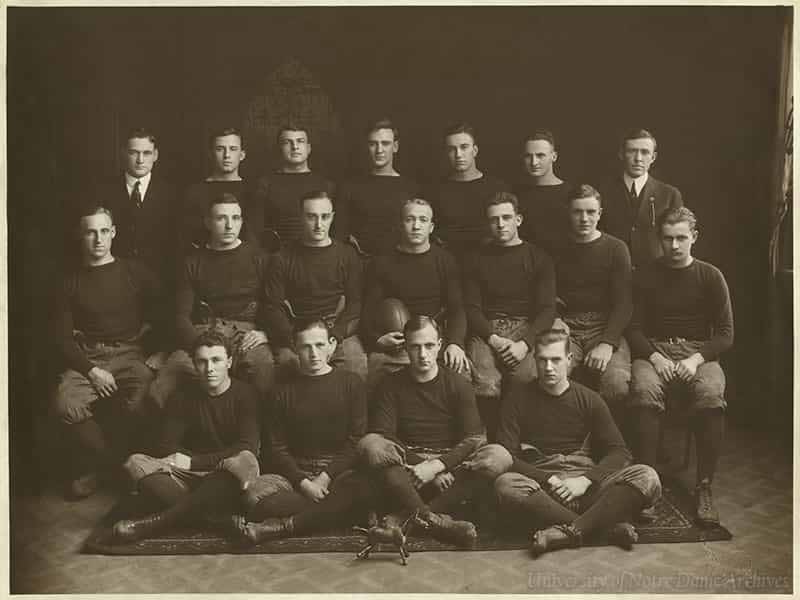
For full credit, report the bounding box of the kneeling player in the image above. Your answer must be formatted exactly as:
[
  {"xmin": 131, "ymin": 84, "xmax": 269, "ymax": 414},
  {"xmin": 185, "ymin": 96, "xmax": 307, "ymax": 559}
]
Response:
[
  {"xmin": 358, "ymin": 316, "xmax": 512, "ymax": 548},
  {"xmin": 494, "ymin": 329, "xmax": 661, "ymax": 557},
  {"xmin": 236, "ymin": 320, "xmax": 375, "ymax": 542},
  {"xmin": 112, "ymin": 331, "xmax": 261, "ymax": 542}
]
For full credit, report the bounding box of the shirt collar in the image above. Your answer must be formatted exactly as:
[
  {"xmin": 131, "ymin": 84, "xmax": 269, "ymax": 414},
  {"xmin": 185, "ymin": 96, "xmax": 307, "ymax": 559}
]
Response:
[
  {"xmin": 125, "ymin": 171, "xmax": 152, "ymax": 193},
  {"xmin": 623, "ymin": 172, "xmax": 648, "ymax": 194}
]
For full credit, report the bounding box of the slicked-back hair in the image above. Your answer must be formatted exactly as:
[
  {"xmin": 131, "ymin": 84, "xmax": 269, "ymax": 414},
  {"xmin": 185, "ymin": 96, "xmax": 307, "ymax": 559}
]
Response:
[
  {"xmin": 208, "ymin": 127, "xmax": 244, "ymax": 149},
  {"xmin": 298, "ymin": 189, "xmax": 334, "ymax": 212},
  {"xmin": 292, "ymin": 318, "xmax": 331, "ymax": 342},
  {"xmin": 486, "ymin": 191, "xmax": 520, "ymax": 215},
  {"xmin": 621, "ymin": 128, "xmax": 658, "ymax": 152},
  {"xmin": 207, "ymin": 192, "xmax": 241, "ymax": 216},
  {"xmin": 443, "ymin": 122, "xmax": 477, "ymax": 145},
  {"xmin": 403, "ymin": 314, "xmax": 442, "ymax": 340},
  {"xmin": 277, "ymin": 123, "xmax": 310, "ymax": 145},
  {"xmin": 366, "ymin": 118, "xmax": 399, "ymax": 141},
  {"xmin": 78, "ymin": 205, "xmax": 115, "ymax": 226},
  {"xmin": 399, "ymin": 197, "xmax": 434, "ymax": 222},
  {"xmin": 657, "ymin": 206, "xmax": 698, "ymax": 234},
  {"xmin": 190, "ymin": 329, "xmax": 233, "ymax": 360},
  {"xmin": 124, "ymin": 127, "xmax": 158, "ymax": 148},
  {"xmin": 533, "ymin": 328, "xmax": 571, "ymax": 356},
  {"xmin": 523, "ymin": 129, "xmax": 557, "ymax": 150},
  {"xmin": 567, "ymin": 184, "xmax": 602, "ymax": 208}
]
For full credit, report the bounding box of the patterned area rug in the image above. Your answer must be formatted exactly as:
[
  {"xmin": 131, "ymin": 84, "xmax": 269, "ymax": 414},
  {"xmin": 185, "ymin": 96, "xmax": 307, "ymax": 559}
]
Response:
[{"xmin": 83, "ymin": 479, "xmax": 731, "ymax": 556}]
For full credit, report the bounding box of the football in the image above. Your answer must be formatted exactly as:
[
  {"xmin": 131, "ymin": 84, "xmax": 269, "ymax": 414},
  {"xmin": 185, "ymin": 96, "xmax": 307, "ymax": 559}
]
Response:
[{"xmin": 376, "ymin": 298, "xmax": 411, "ymax": 334}]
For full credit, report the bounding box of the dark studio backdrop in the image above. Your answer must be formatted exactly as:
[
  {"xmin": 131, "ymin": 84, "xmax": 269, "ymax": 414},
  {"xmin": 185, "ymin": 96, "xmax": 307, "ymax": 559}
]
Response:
[{"xmin": 7, "ymin": 6, "xmax": 792, "ymax": 495}]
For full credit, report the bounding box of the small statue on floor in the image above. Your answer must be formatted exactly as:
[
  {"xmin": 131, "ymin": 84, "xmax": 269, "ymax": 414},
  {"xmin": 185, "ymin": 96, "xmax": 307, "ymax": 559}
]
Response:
[{"xmin": 353, "ymin": 510, "xmax": 418, "ymax": 566}]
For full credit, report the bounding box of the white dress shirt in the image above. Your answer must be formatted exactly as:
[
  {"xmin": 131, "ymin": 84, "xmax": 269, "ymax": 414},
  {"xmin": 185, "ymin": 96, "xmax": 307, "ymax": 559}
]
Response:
[{"xmin": 125, "ymin": 171, "xmax": 153, "ymax": 203}]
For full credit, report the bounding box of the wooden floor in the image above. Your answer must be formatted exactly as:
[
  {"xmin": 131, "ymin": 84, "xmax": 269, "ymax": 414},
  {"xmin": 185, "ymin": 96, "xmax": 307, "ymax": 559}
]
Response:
[{"xmin": 11, "ymin": 424, "xmax": 793, "ymax": 594}]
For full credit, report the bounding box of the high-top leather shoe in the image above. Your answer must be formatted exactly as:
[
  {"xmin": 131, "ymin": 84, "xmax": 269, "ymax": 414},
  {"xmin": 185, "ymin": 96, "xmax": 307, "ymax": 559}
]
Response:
[
  {"xmin": 605, "ymin": 522, "xmax": 638, "ymax": 550},
  {"xmin": 415, "ymin": 510, "xmax": 478, "ymax": 549},
  {"xmin": 529, "ymin": 523, "xmax": 583, "ymax": 557},
  {"xmin": 695, "ymin": 479, "xmax": 720, "ymax": 526},
  {"xmin": 243, "ymin": 516, "xmax": 295, "ymax": 544},
  {"xmin": 112, "ymin": 512, "xmax": 169, "ymax": 543}
]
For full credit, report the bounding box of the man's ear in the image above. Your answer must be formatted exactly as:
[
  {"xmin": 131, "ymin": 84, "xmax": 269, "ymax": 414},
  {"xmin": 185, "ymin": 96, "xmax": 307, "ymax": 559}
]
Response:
[
  {"xmin": 226, "ymin": 355, "xmax": 233, "ymax": 370},
  {"xmin": 473, "ymin": 144, "xmax": 479, "ymax": 158},
  {"xmin": 552, "ymin": 150, "xmax": 558, "ymax": 163},
  {"xmin": 516, "ymin": 213, "xmax": 523, "ymax": 227},
  {"xmin": 650, "ymin": 150, "xmax": 657, "ymax": 166},
  {"xmin": 153, "ymin": 148, "xmax": 159, "ymax": 164},
  {"xmin": 240, "ymin": 148, "xmax": 246, "ymax": 162},
  {"xmin": 110, "ymin": 225, "xmax": 117, "ymax": 239},
  {"xmin": 691, "ymin": 229, "xmax": 699, "ymax": 243},
  {"xmin": 307, "ymin": 143, "xmax": 312, "ymax": 157},
  {"xmin": 329, "ymin": 336, "xmax": 339, "ymax": 355},
  {"xmin": 393, "ymin": 140, "xmax": 399, "ymax": 154}
]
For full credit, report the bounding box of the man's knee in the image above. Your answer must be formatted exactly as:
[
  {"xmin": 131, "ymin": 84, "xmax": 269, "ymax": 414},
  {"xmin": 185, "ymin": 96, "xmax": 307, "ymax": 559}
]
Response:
[
  {"xmin": 617, "ymin": 464, "xmax": 662, "ymax": 506},
  {"xmin": 600, "ymin": 365, "xmax": 630, "ymax": 407},
  {"xmin": 243, "ymin": 473, "xmax": 293, "ymax": 510},
  {"xmin": 466, "ymin": 443, "xmax": 513, "ymax": 478},
  {"xmin": 336, "ymin": 335, "xmax": 368, "ymax": 380},
  {"xmin": 467, "ymin": 338, "xmax": 503, "ymax": 397},
  {"xmin": 54, "ymin": 376, "xmax": 95, "ymax": 424},
  {"xmin": 493, "ymin": 471, "xmax": 530, "ymax": 501},
  {"xmin": 691, "ymin": 363, "xmax": 727, "ymax": 411},
  {"xmin": 357, "ymin": 433, "xmax": 405, "ymax": 467},
  {"xmin": 629, "ymin": 359, "xmax": 666, "ymax": 412},
  {"xmin": 123, "ymin": 453, "xmax": 168, "ymax": 483}
]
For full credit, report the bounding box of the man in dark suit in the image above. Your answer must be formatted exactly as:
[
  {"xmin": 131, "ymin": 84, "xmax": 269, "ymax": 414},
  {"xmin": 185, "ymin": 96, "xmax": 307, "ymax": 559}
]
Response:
[
  {"xmin": 599, "ymin": 129, "xmax": 682, "ymax": 268},
  {"xmin": 98, "ymin": 127, "xmax": 177, "ymax": 286}
]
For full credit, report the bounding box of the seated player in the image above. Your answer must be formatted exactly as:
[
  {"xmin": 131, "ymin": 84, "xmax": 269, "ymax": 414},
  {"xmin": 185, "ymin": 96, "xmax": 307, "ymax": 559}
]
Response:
[
  {"xmin": 336, "ymin": 118, "xmax": 419, "ymax": 257},
  {"xmin": 361, "ymin": 198, "xmax": 469, "ymax": 388},
  {"xmin": 150, "ymin": 193, "xmax": 273, "ymax": 408},
  {"xmin": 250, "ymin": 123, "xmax": 336, "ymax": 248},
  {"xmin": 358, "ymin": 316, "xmax": 513, "ymax": 548},
  {"xmin": 627, "ymin": 207, "xmax": 733, "ymax": 526},
  {"xmin": 494, "ymin": 329, "xmax": 662, "ymax": 557},
  {"xmin": 513, "ymin": 129, "xmax": 572, "ymax": 257},
  {"xmin": 264, "ymin": 190, "xmax": 367, "ymax": 380},
  {"xmin": 234, "ymin": 320, "xmax": 375, "ymax": 542},
  {"xmin": 54, "ymin": 205, "xmax": 165, "ymax": 498},
  {"xmin": 112, "ymin": 330, "xmax": 261, "ymax": 542},
  {"xmin": 554, "ymin": 184, "xmax": 633, "ymax": 427},
  {"xmin": 463, "ymin": 191, "xmax": 556, "ymax": 439},
  {"xmin": 180, "ymin": 126, "xmax": 255, "ymax": 252},
  {"xmin": 427, "ymin": 122, "xmax": 509, "ymax": 260}
]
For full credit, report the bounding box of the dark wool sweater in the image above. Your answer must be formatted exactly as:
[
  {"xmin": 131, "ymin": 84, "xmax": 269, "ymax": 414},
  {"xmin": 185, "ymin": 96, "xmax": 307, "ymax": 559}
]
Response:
[
  {"xmin": 554, "ymin": 233, "xmax": 633, "ymax": 348},
  {"xmin": 370, "ymin": 367, "xmax": 484, "ymax": 471},
  {"xmin": 513, "ymin": 180, "xmax": 571, "ymax": 257},
  {"xmin": 265, "ymin": 240, "xmax": 362, "ymax": 347},
  {"xmin": 250, "ymin": 172, "xmax": 337, "ymax": 245},
  {"xmin": 155, "ymin": 378, "xmax": 260, "ymax": 471},
  {"xmin": 268, "ymin": 369, "xmax": 366, "ymax": 486},
  {"xmin": 627, "ymin": 258, "xmax": 734, "ymax": 361},
  {"xmin": 463, "ymin": 241, "xmax": 556, "ymax": 347},
  {"xmin": 59, "ymin": 258, "xmax": 163, "ymax": 375},
  {"xmin": 497, "ymin": 380, "xmax": 632, "ymax": 484},
  {"xmin": 427, "ymin": 175, "xmax": 509, "ymax": 257},
  {"xmin": 362, "ymin": 244, "xmax": 466, "ymax": 349},
  {"xmin": 337, "ymin": 174, "xmax": 419, "ymax": 256},
  {"xmin": 175, "ymin": 242, "xmax": 270, "ymax": 348}
]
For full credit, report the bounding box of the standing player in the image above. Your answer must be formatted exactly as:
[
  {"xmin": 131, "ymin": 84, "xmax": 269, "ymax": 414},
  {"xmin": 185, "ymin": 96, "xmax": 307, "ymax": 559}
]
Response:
[
  {"xmin": 362, "ymin": 198, "xmax": 469, "ymax": 388},
  {"xmin": 54, "ymin": 206, "xmax": 165, "ymax": 498},
  {"xmin": 627, "ymin": 207, "xmax": 733, "ymax": 526},
  {"xmin": 513, "ymin": 130, "xmax": 571, "ymax": 257},
  {"xmin": 427, "ymin": 123, "xmax": 508, "ymax": 259},
  {"xmin": 464, "ymin": 191, "xmax": 556, "ymax": 440},
  {"xmin": 337, "ymin": 119, "xmax": 419, "ymax": 257},
  {"xmin": 600, "ymin": 129, "xmax": 683, "ymax": 268},
  {"xmin": 236, "ymin": 320, "xmax": 375, "ymax": 543},
  {"xmin": 112, "ymin": 330, "xmax": 261, "ymax": 543},
  {"xmin": 265, "ymin": 190, "xmax": 367, "ymax": 380},
  {"xmin": 554, "ymin": 185, "xmax": 633, "ymax": 427},
  {"xmin": 494, "ymin": 329, "xmax": 661, "ymax": 556},
  {"xmin": 180, "ymin": 127, "xmax": 254, "ymax": 252},
  {"xmin": 250, "ymin": 124, "xmax": 336, "ymax": 248},
  {"xmin": 96, "ymin": 128, "xmax": 177, "ymax": 286},
  {"xmin": 150, "ymin": 193, "xmax": 273, "ymax": 408},
  {"xmin": 358, "ymin": 316, "xmax": 513, "ymax": 548}
]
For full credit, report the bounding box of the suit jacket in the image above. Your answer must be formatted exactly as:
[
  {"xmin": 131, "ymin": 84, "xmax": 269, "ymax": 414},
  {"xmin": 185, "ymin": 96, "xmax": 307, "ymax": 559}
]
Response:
[
  {"xmin": 599, "ymin": 175, "xmax": 682, "ymax": 267},
  {"xmin": 96, "ymin": 174, "xmax": 178, "ymax": 286}
]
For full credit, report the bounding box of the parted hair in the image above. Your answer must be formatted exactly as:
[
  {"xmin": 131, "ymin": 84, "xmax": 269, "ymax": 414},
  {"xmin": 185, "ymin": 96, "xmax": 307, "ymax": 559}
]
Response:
[
  {"xmin": 486, "ymin": 191, "xmax": 520, "ymax": 214},
  {"xmin": 292, "ymin": 318, "xmax": 331, "ymax": 341},
  {"xmin": 277, "ymin": 122, "xmax": 311, "ymax": 145},
  {"xmin": 621, "ymin": 128, "xmax": 658, "ymax": 152},
  {"xmin": 443, "ymin": 121, "xmax": 477, "ymax": 144},
  {"xmin": 298, "ymin": 189, "xmax": 334, "ymax": 211},
  {"xmin": 124, "ymin": 127, "xmax": 157, "ymax": 147},
  {"xmin": 567, "ymin": 184, "xmax": 602, "ymax": 208},
  {"xmin": 533, "ymin": 328, "xmax": 571, "ymax": 355},
  {"xmin": 207, "ymin": 192, "xmax": 241, "ymax": 215},
  {"xmin": 399, "ymin": 197, "xmax": 434, "ymax": 221},
  {"xmin": 403, "ymin": 314, "xmax": 442, "ymax": 340},
  {"xmin": 524, "ymin": 129, "xmax": 557, "ymax": 150},
  {"xmin": 190, "ymin": 329, "xmax": 233, "ymax": 360},
  {"xmin": 208, "ymin": 127, "xmax": 244, "ymax": 149},
  {"xmin": 366, "ymin": 118, "xmax": 399, "ymax": 141},
  {"xmin": 657, "ymin": 206, "xmax": 698, "ymax": 233},
  {"xmin": 77, "ymin": 205, "xmax": 114, "ymax": 225}
]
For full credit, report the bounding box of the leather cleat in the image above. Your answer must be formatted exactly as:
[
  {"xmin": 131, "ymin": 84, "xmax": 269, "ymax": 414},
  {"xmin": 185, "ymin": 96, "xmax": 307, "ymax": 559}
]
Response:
[
  {"xmin": 243, "ymin": 516, "xmax": 294, "ymax": 544},
  {"xmin": 69, "ymin": 472, "xmax": 98, "ymax": 499},
  {"xmin": 529, "ymin": 523, "xmax": 583, "ymax": 557},
  {"xmin": 635, "ymin": 505, "xmax": 658, "ymax": 523},
  {"xmin": 695, "ymin": 479, "xmax": 720, "ymax": 527},
  {"xmin": 605, "ymin": 522, "xmax": 638, "ymax": 550},
  {"xmin": 415, "ymin": 511, "xmax": 478, "ymax": 549},
  {"xmin": 112, "ymin": 512, "xmax": 168, "ymax": 543}
]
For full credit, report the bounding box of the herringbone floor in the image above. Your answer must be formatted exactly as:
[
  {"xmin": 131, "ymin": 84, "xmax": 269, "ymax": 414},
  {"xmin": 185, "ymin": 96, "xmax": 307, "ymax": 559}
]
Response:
[{"xmin": 11, "ymin": 424, "xmax": 793, "ymax": 594}]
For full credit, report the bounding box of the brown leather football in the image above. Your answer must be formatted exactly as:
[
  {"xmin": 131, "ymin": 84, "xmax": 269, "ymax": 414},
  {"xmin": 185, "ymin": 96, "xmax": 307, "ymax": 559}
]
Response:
[{"xmin": 376, "ymin": 298, "xmax": 411, "ymax": 335}]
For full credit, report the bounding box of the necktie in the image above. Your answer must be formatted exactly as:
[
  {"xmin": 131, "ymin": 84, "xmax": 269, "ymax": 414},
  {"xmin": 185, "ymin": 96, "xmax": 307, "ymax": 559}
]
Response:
[
  {"xmin": 629, "ymin": 180, "xmax": 637, "ymax": 200},
  {"xmin": 132, "ymin": 180, "xmax": 142, "ymax": 208}
]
